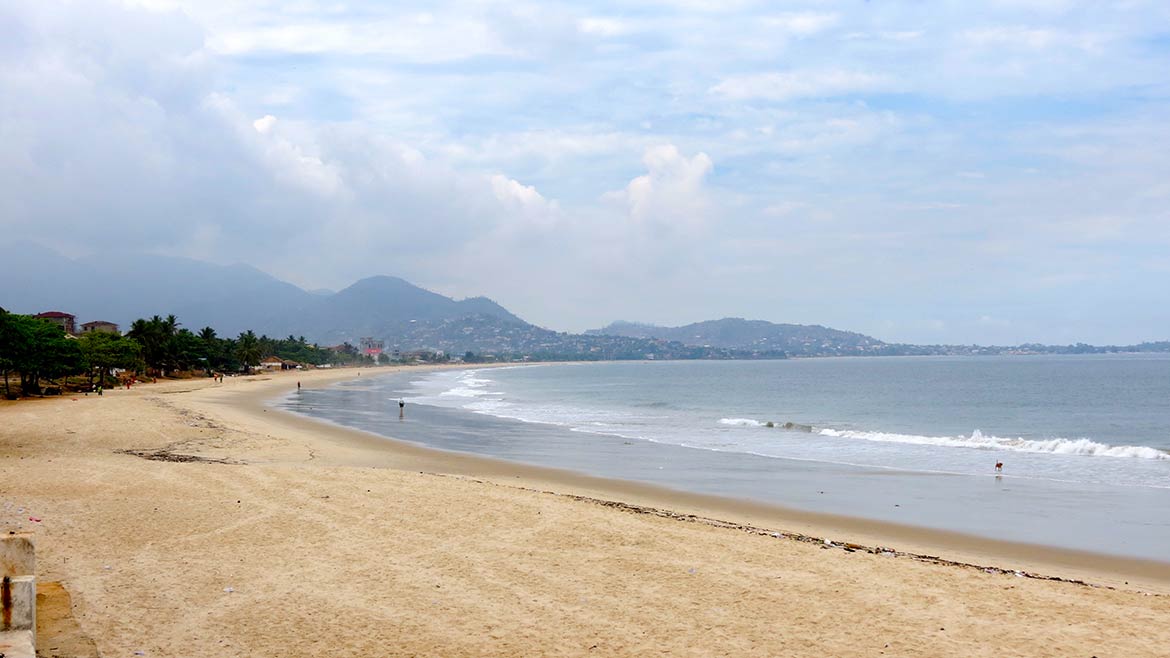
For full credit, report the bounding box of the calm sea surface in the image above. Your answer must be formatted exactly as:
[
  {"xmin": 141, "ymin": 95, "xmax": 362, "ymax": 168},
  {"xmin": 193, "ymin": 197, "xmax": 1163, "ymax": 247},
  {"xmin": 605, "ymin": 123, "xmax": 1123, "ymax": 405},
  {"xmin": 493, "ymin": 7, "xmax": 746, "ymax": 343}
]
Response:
[{"xmin": 280, "ymin": 355, "xmax": 1170, "ymax": 561}]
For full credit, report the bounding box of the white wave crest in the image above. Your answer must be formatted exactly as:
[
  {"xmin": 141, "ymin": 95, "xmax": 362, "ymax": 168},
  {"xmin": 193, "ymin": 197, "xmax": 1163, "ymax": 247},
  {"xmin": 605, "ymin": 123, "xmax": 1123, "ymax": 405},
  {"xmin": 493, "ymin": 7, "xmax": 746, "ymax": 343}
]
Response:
[
  {"xmin": 439, "ymin": 386, "xmax": 498, "ymax": 398},
  {"xmin": 438, "ymin": 372, "xmax": 501, "ymax": 399},
  {"xmin": 464, "ymin": 400, "xmax": 512, "ymax": 413},
  {"xmin": 817, "ymin": 428, "xmax": 1170, "ymax": 460},
  {"xmin": 719, "ymin": 418, "xmax": 766, "ymax": 427}
]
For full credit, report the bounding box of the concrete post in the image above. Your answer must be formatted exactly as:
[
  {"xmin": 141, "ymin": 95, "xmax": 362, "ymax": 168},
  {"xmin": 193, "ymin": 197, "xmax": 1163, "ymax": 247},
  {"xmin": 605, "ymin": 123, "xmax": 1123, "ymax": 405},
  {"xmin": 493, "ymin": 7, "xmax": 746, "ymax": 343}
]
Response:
[{"xmin": 0, "ymin": 531, "xmax": 35, "ymax": 658}]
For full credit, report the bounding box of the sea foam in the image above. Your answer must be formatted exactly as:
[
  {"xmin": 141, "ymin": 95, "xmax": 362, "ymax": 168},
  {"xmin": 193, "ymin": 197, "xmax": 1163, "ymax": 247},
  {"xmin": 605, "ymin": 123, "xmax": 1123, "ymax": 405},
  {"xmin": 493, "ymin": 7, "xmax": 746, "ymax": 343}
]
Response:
[
  {"xmin": 438, "ymin": 372, "xmax": 499, "ymax": 398},
  {"xmin": 816, "ymin": 427, "xmax": 1170, "ymax": 460},
  {"xmin": 719, "ymin": 417, "xmax": 1169, "ymax": 460},
  {"xmin": 719, "ymin": 418, "xmax": 767, "ymax": 427}
]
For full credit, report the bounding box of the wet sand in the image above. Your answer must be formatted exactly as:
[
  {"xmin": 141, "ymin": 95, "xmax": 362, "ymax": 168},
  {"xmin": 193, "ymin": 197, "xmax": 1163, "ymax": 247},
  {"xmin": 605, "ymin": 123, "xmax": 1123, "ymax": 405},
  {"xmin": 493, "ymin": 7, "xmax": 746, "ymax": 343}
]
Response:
[{"xmin": 2, "ymin": 367, "xmax": 1169, "ymax": 657}]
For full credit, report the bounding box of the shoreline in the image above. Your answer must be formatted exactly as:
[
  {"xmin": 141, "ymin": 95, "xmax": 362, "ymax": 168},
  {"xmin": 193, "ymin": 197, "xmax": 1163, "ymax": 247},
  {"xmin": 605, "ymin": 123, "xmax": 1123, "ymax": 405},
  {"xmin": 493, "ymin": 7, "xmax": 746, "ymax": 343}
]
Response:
[
  {"xmin": 239, "ymin": 367, "xmax": 1170, "ymax": 592},
  {"xmin": 4, "ymin": 366, "xmax": 1170, "ymax": 656}
]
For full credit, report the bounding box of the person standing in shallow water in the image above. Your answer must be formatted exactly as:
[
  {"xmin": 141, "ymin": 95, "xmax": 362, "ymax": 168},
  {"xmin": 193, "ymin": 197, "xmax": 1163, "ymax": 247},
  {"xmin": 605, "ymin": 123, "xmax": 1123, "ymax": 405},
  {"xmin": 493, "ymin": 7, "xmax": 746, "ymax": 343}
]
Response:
[{"xmin": 399, "ymin": 399, "xmax": 405, "ymax": 419}]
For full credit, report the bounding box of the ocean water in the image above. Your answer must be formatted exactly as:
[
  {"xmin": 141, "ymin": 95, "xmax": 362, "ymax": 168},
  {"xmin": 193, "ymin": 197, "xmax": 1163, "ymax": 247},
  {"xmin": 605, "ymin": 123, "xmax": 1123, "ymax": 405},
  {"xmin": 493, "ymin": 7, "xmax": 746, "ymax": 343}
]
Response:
[{"xmin": 280, "ymin": 356, "xmax": 1170, "ymax": 561}]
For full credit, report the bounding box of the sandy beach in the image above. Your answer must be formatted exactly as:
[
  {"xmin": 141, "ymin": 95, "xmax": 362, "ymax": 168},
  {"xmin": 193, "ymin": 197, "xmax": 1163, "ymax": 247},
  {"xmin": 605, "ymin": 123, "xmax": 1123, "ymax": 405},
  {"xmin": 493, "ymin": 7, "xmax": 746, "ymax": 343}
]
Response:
[{"xmin": 2, "ymin": 367, "xmax": 1169, "ymax": 657}]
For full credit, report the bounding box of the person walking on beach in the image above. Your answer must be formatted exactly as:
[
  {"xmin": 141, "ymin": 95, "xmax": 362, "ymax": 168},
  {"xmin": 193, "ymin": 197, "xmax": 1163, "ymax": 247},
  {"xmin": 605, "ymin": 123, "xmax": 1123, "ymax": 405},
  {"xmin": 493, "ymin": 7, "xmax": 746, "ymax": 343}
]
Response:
[
  {"xmin": 995, "ymin": 461, "xmax": 1003, "ymax": 473},
  {"xmin": 297, "ymin": 381, "xmax": 301, "ymax": 391},
  {"xmin": 399, "ymin": 399, "xmax": 405, "ymax": 419}
]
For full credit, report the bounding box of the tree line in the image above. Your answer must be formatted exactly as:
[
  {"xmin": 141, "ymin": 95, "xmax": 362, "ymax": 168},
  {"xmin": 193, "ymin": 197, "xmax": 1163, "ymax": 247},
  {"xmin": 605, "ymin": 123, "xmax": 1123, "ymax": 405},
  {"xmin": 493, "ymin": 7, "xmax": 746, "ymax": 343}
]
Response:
[{"xmin": 0, "ymin": 308, "xmax": 372, "ymax": 398}]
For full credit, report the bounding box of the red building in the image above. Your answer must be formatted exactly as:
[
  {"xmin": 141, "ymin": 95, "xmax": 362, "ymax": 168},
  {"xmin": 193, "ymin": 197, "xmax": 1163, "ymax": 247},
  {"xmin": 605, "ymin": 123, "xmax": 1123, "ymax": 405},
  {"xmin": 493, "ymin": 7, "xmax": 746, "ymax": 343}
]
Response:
[{"xmin": 34, "ymin": 311, "xmax": 76, "ymax": 335}]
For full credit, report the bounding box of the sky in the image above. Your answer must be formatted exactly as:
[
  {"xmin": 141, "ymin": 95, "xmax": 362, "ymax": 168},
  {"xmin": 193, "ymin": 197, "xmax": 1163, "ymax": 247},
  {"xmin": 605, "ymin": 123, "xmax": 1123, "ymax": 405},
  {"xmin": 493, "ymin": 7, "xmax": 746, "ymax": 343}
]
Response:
[{"xmin": 3, "ymin": 0, "xmax": 1170, "ymax": 344}]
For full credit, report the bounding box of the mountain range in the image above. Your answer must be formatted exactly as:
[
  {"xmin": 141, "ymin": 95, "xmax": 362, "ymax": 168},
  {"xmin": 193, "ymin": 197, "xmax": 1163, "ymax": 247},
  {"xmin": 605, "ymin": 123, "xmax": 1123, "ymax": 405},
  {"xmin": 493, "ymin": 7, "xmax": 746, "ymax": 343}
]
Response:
[
  {"xmin": 4, "ymin": 243, "xmax": 1167, "ymax": 358},
  {"xmin": 0, "ymin": 242, "xmax": 520, "ymax": 346},
  {"xmin": 586, "ymin": 319, "xmax": 890, "ymax": 357}
]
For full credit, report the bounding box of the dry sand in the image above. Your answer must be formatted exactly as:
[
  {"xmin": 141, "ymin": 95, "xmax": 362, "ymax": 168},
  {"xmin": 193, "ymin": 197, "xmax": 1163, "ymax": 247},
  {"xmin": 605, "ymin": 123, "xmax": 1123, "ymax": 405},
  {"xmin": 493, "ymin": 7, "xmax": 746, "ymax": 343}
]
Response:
[{"xmin": 2, "ymin": 367, "xmax": 1168, "ymax": 657}]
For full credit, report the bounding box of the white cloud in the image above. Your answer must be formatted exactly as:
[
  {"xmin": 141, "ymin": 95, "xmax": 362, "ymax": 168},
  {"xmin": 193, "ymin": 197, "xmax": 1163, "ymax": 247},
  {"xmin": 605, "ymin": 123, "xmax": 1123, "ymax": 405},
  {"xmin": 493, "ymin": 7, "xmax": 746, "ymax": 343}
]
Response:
[
  {"xmin": 5, "ymin": 0, "xmax": 1170, "ymax": 342},
  {"xmin": 961, "ymin": 26, "xmax": 1056, "ymax": 50},
  {"xmin": 761, "ymin": 201, "xmax": 807, "ymax": 217},
  {"xmin": 605, "ymin": 145, "xmax": 714, "ymax": 235},
  {"xmin": 710, "ymin": 70, "xmax": 890, "ymax": 102},
  {"xmin": 491, "ymin": 174, "xmax": 544, "ymax": 207},
  {"xmin": 761, "ymin": 12, "xmax": 839, "ymax": 37},
  {"xmin": 209, "ymin": 19, "xmax": 508, "ymax": 60},
  {"xmin": 988, "ymin": 0, "xmax": 1075, "ymax": 11},
  {"xmin": 577, "ymin": 17, "xmax": 630, "ymax": 37},
  {"xmin": 252, "ymin": 114, "xmax": 277, "ymax": 133},
  {"xmin": 1048, "ymin": 215, "xmax": 1131, "ymax": 242},
  {"xmin": 490, "ymin": 174, "xmax": 560, "ymax": 229},
  {"xmin": 881, "ymin": 30, "xmax": 924, "ymax": 42},
  {"xmin": 960, "ymin": 26, "xmax": 1108, "ymax": 53}
]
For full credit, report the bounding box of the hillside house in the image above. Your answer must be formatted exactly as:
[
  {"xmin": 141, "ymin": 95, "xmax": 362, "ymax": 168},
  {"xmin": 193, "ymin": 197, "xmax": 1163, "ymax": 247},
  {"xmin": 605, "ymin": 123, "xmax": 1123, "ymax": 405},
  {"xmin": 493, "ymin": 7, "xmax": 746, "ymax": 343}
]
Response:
[
  {"xmin": 81, "ymin": 320, "xmax": 120, "ymax": 334},
  {"xmin": 34, "ymin": 311, "xmax": 76, "ymax": 335}
]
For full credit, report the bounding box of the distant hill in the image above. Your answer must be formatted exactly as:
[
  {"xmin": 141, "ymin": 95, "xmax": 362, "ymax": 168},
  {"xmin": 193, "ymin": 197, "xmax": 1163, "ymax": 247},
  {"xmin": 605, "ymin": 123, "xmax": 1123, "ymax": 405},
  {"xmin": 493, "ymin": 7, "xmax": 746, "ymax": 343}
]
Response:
[
  {"xmin": 0, "ymin": 243, "xmax": 524, "ymax": 345},
  {"xmin": 0, "ymin": 242, "xmax": 312, "ymax": 338},
  {"xmin": 587, "ymin": 318, "xmax": 889, "ymax": 356},
  {"xmin": 382, "ymin": 314, "xmax": 783, "ymax": 360},
  {"xmin": 0, "ymin": 243, "xmax": 789, "ymax": 359},
  {"xmin": 587, "ymin": 319, "xmax": 1170, "ymax": 358},
  {"xmin": 296, "ymin": 275, "xmax": 525, "ymax": 345}
]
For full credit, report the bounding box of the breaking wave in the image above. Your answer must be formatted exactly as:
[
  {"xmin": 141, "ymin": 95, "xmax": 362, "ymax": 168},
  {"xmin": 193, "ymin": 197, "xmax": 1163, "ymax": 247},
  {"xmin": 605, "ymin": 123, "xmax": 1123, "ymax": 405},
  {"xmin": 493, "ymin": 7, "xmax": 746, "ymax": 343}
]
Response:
[
  {"xmin": 719, "ymin": 418, "xmax": 767, "ymax": 427},
  {"xmin": 437, "ymin": 373, "xmax": 501, "ymax": 399},
  {"xmin": 720, "ymin": 418, "xmax": 1169, "ymax": 460},
  {"xmin": 818, "ymin": 428, "xmax": 1170, "ymax": 460}
]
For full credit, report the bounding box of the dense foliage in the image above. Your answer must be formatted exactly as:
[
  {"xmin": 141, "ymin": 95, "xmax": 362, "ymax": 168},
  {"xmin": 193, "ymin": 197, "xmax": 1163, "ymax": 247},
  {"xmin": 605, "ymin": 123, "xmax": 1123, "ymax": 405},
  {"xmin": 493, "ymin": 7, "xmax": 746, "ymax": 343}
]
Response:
[
  {"xmin": 126, "ymin": 316, "xmax": 371, "ymax": 375},
  {"xmin": 0, "ymin": 308, "xmax": 87, "ymax": 396},
  {"xmin": 77, "ymin": 330, "xmax": 142, "ymax": 388},
  {"xmin": 0, "ymin": 308, "xmax": 370, "ymax": 398}
]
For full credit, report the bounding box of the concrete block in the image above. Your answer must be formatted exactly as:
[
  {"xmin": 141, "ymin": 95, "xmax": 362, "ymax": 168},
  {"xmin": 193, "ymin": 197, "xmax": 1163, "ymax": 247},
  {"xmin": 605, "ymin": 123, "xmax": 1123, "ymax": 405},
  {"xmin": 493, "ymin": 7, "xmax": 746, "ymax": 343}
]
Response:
[
  {"xmin": 0, "ymin": 533, "xmax": 35, "ymax": 578},
  {"xmin": 0, "ymin": 628, "xmax": 36, "ymax": 658},
  {"xmin": 1, "ymin": 532, "xmax": 36, "ymax": 654},
  {"xmin": 3, "ymin": 576, "xmax": 36, "ymax": 631}
]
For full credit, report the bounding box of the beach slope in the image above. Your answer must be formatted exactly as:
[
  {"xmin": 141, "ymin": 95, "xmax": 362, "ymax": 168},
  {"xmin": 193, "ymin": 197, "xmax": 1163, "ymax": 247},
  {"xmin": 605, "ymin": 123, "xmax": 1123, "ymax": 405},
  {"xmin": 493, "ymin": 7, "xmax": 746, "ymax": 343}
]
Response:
[{"xmin": 2, "ymin": 369, "xmax": 1168, "ymax": 657}]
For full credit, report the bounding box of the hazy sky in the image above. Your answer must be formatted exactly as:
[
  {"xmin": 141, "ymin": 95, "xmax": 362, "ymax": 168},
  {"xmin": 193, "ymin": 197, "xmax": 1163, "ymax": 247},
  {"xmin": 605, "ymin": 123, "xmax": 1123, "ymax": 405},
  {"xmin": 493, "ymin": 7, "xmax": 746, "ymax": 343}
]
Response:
[{"xmin": 3, "ymin": 1, "xmax": 1170, "ymax": 344}]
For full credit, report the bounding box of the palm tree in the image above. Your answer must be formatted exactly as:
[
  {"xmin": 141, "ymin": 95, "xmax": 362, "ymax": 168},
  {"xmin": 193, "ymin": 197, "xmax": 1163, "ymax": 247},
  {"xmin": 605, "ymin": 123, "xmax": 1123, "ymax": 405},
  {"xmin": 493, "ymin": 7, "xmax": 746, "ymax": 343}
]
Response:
[
  {"xmin": 128, "ymin": 318, "xmax": 164, "ymax": 375},
  {"xmin": 235, "ymin": 330, "xmax": 261, "ymax": 372},
  {"xmin": 127, "ymin": 315, "xmax": 190, "ymax": 375},
  {"xmin": 199, "ymin": 326, "xmax": 220, "ymax": 373},
  {"xmin": 160, "ymin": 315, "xmax": 181, "ymax": 372}
]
